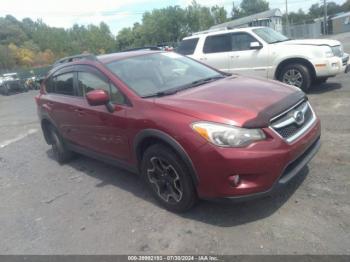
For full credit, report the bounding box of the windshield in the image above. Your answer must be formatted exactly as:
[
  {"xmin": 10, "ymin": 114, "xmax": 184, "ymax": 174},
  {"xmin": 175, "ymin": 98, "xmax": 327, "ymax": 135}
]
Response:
[
  {"xmin": 106, "ymin": 52, "xmax": 222, "ymax": 97},
  {"xmin": 253, "ymin": 27, "xmax": 289, "ymax": 44}
]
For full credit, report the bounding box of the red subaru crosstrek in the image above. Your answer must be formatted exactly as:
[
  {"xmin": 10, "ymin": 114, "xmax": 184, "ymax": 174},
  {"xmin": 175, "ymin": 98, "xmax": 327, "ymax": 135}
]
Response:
[{"xmin": 36, "ymin": 51, "xmax": 321, "ymax": 212}]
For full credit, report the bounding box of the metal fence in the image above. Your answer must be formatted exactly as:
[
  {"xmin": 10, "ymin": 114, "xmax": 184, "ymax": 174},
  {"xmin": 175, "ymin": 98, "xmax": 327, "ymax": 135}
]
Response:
[{"xmin": 283, "ymin": 22, "xmax": 323, "ymax": 39}]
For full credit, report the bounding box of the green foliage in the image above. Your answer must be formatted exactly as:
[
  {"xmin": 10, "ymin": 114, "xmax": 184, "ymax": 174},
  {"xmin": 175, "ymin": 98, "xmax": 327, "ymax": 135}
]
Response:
[
  {"xmin": 1, "ymin": 0, "xmax": 348, "ymax": 72},
  {"xmin": 283, "ymin": 1, "xmax": 349, "ymax": 25},
  {"xmin": 0, "ymin": 16, "xmax": 115, "ymax": 71},
  {"xmin": 240, "ymin": 0, "xmax": 269, "ymax": 16},
  {"xmin": 231, "ymin": 0, "xmax": 269, "ymax": 19},
  {"xmin": 115, "ymin": 1, "xmax": 228, "ymax": 51}
]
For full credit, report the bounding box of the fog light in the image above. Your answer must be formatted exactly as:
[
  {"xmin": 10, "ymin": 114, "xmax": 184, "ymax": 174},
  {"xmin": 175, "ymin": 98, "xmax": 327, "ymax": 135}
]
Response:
[{"xmin": 228, "ymin": 174, "xmax": 240, "ymax": 187}]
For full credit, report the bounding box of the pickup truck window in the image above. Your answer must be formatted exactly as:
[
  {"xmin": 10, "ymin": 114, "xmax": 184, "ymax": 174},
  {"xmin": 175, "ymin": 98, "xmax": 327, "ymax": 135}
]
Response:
[
  {"xmin": 176, "ymin": 38, "xmax": 199, "ymax": 55},
  {"xmin": 203, "ymin": 33, "xmax": 231, "ymax": 54},
  {"xmin": 231, "ymin": 33, "xmax": 258, "ymax": 51}
]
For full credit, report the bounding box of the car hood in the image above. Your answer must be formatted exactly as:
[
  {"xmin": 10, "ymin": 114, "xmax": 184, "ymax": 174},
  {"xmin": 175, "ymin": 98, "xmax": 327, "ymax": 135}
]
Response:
[
  {"xmin": 154, "ymin": 76, "xmax": 306, "ymax": 128},
  {"xmin": 279, "ymin": 39, "xmax": 340, "ymax": 47}
]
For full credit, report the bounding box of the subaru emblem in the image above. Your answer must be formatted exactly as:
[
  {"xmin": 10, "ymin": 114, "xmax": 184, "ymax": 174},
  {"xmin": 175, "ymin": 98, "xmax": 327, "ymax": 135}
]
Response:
[{"xmin": 293, "ymin": 110, "xmax": 305, "ymax": 125}]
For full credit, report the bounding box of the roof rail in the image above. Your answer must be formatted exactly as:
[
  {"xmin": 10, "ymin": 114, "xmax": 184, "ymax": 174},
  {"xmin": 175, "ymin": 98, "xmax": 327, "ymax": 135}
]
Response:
[
  {"xmin": 191, "ymin": 26, "xmax": 234, "ymax": 36},
  {"xmin": 121, "ymin": 46, "xmax": 162, "ymax": 52},
  {"xmin": 53, "ymin": 54, "xmax": 96, "ymax": 67}
]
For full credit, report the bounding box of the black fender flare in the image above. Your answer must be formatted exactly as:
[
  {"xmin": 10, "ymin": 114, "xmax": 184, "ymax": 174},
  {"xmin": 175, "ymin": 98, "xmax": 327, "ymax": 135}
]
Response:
[
  {"xmin": 134, "ymin": 129, "xmax": 199, "ymax": 185},
  {"xmin": 40, "ymin": 115, "xmax": 58, "ymax": 145}
]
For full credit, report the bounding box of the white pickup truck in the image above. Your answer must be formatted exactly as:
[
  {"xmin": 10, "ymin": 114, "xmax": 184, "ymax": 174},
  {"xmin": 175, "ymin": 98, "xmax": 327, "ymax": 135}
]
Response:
[{"xmin": 177, "ymin": 26, "xmax": 349, "ymax": 91}]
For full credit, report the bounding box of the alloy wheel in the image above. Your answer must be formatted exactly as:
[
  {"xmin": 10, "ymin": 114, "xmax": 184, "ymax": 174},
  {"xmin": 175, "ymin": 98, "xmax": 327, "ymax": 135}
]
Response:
[
  {"xmin": 147, "ymin": 156, "xmax": 183, "ymax": 203},
  {"xmin": 282, "ymin": 69, "xmax": 303, "ymax": 88}
]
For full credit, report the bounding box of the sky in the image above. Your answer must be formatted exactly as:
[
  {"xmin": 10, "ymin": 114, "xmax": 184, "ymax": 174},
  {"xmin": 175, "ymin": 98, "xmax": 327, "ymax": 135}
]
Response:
[{"xmin": 0, "ymin": 0, "xmax": 347, "ymax": 35}]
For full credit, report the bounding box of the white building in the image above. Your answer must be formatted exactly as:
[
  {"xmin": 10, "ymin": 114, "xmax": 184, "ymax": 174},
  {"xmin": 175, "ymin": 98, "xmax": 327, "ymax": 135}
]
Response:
[{"xmin": 210, "ymin": 9, "xmax": 283, "ymax": 33}]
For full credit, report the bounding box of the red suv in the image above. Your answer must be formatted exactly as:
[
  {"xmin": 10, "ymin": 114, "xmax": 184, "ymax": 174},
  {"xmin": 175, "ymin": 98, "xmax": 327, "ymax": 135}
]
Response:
[{"xmin": 36, "ymin": 51, "xmax": 321, "ymax": 212}]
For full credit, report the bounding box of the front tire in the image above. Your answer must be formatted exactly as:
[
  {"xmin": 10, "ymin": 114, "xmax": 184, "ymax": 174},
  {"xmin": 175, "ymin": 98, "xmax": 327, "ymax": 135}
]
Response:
[
  {"xmin": 48, "ymin": 126, "xmax": 74, "ymax": 164},
  {"xmin": 279, "ymin": 63, "xmax": 311, "ymax": 92},
  {"xmin": 141, "ymin": 144, "xmax": 197, "ymax": 212}
]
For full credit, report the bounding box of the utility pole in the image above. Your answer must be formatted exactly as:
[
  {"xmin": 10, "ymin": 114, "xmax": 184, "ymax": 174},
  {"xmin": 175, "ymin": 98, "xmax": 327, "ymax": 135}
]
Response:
[
  {"xmin": 285, "ymin": 0, "xmax": 290, "ymax": 36},
  {"xmin": 323, "ymin": 0, "xmax": 328, "ymax": 35}
]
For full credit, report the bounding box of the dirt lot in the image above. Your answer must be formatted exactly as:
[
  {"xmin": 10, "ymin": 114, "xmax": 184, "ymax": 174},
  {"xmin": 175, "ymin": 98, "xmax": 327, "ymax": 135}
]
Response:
[{"xmin": 0, "ymin": 60, "xmax": 349, "ymax": 254}]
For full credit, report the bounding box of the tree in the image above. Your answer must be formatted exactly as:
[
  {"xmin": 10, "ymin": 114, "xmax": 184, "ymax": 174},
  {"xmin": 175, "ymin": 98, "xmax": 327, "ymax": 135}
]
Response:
[
  {"xmin": 283, "ymin": 9, "xmax": 312, "ymax": 25},
  {"xmin": 342, "ymin": 0, "xmax": 350, "ymax": 11},
  {"xmin": 185, "ymin": 1, "xmax": 215, "ymax": 33},
  {"xmin": 231, "ymin": 2, "xmax": 243, "ymax": 19},
  {"xmin": 240, "ymin": 0, "xmax": 269, "ymax": 17},
  {"xmin": 0, "ymin": 45, "xmax": 15, "ymax": 70},
  {"xmin": 211, "ymin": 6, "xmax": 228, "ymax": 24},
  {"xmin": 0, "ymin": 15, "xmax": 28, "ymax": 45},
  {"xmin": 309, "ymin": 1, "xmax": 342, "ymax": 19}
]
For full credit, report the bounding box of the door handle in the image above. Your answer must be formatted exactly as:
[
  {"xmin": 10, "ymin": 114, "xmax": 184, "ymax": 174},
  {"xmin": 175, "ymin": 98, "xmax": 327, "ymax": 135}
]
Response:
[
  {"xmin": 200, "ymin": 57, "xmax": 207, "ymax": 61},
  {"xmin": 230, "ymin": 55, "xmax": 240, "ymax": 58}
]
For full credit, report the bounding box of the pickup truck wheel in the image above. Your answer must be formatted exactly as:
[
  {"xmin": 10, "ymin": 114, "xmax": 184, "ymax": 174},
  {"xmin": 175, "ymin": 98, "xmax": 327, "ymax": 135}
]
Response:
[
  {"xmin": 49, "ymin": 126, "xmax": 74, "ymax": 164},
  {"xmin": 141, "ymin": 144, "xmax": 197, "ymax": 212},
  {"xmin": 279, "ymin": 63, "xmax": 311, "ymax": 92}
]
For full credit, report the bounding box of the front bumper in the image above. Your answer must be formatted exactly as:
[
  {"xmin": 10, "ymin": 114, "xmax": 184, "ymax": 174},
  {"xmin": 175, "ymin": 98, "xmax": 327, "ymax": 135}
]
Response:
[
  {"xmin": 312, "ymin": 54, "xmax": 349, "ymax": 77},
  {"xmin": 221, "ymin": 137, "xmax": 320, "ymax": 202},
  {"xmin": 193, "ymin": 118, "xmax": 321, "ymax": 199}
]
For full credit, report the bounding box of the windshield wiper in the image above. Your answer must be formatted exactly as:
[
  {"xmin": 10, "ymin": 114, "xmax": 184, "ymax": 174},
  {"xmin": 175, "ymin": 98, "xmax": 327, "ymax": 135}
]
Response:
[
  {"xmin": 184, "ymin": 75, "xmax": 225, "ymax": 88},
  {"xmin": 142, "ymin": 75, "xmax": 225, "ymax": 98},
  {"xmin": 142, "ymin": 89, "xmax": 179, "ymax": 98},
  {"xmin": 270, "ymin": 39, "xmax": 290, "ymax": 44}
]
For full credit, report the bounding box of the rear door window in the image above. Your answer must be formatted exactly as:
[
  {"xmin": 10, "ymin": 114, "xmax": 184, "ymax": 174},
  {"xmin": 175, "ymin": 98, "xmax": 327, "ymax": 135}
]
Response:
[
  {"xmin": 176, "ymin": 38, "xmax": 199, "ymax": 55},
  {"xmin": 203, "ymin": 34, "xmax": 231, "ymax": 54}
]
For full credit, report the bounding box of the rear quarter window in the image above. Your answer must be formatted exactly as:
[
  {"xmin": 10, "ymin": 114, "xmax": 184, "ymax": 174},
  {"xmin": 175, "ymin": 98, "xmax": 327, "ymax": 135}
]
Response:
[{"xmin": 176, "ymin": 38, "xmax": 199, "ymax": 55}]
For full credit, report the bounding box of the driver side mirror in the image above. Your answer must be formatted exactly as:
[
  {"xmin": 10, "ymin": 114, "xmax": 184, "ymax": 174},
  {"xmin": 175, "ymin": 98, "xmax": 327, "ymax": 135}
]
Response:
[
  {"xmin": 250, "ymin": 42, "xmax": 262, "ymax": 50},
  {"xmin": 86, "ymin": 89, "xmax": 114, "ymax": 113}
]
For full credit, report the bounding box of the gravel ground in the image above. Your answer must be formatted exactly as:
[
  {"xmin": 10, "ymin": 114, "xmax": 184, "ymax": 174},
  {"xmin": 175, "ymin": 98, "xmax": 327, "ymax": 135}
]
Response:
[{"xmin": 0, "ymin": 68, "xmax": 349, "ymax": 254}]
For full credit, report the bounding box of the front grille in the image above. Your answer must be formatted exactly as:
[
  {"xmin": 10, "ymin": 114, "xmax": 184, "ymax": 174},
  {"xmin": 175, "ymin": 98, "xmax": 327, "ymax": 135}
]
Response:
[
  {"xmin": 331, "ymin": 45, "xmax": 344, "ymax": 58},
  {"xmin": 270, "ymin": 101, "xmax": 315, "ymax": 143}
]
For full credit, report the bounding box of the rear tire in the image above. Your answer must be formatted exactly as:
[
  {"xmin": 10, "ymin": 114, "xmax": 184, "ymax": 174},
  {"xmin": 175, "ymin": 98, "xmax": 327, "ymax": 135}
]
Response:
[
  {"xmin": 48, "ymin": 126, "xmax": 74, "ymax": 164},
  {"xmin": 141, "ymin": 144, "xmax": 197, "ymax": 212},
  {"xmin": 278, "ymin": 63, "xmax": 311, "ymax": 92}
]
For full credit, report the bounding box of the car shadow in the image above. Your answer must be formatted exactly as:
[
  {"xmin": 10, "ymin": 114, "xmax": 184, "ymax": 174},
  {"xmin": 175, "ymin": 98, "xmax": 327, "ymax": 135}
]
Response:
[
  {"xmin": 46, "ymin": 149, "xmax": 309, "ymax": 227},
  {"xmin": 309, "ymin": 81, "xmax": 342, "ymax": 94}
]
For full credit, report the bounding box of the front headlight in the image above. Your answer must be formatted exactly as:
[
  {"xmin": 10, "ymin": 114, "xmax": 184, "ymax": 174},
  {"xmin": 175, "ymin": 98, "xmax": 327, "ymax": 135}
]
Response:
[
  {"xmin": 191, "ymin": 122, "xmax": 266, "ymax": 147},
  {"xmin": 324, "ymin": 46, "xmax": 334, "ymax": 58}
]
